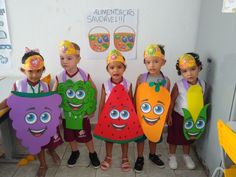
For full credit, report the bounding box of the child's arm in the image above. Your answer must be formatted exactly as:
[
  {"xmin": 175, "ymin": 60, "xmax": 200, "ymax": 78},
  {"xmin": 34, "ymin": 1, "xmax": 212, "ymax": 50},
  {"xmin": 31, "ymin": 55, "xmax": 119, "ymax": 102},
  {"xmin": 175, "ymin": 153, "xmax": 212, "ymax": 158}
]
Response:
[
  {"xmin": 0, "ymin": 83, "xmax": 15, "ymax": 113},
  {"xmin": 0, "ymin": 98, "xmax": 8, "ymax": 110},
  {"xmin": 165, "ymin": 77, "xmax": 171, "ymax": 91},
  {"xmin": 98, "ymin": 84, "xmax": 106, "ymax": 118},
  {"xmin": 88, "ymin": 75, "xmax": 98, "ymax": 98},
  {"xmin": 133, "ymin": 75, "xmax": 142, "ymax": 107},
  {"xmin": 167, "ymin": 83, "xmax": 179, "ymax": 126},
  {"xmin": 52, "ymin": 77, "xmax": 59, "ymax": 91},
  {"xmin": 128, "ymin": 84, "xmax": 133, "ymax": 101}
]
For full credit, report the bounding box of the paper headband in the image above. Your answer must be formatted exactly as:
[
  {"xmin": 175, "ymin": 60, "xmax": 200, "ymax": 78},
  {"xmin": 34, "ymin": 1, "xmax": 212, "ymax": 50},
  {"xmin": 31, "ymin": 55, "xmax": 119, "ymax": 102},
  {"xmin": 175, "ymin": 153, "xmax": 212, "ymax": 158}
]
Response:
[
  {"xmin": 144, "ymin": 44, "xmax": 165, "ymax": 60},
  {"xmin": 106, "ymin": 49, "xmax": 125, "ymax": 65},
  {"xmin": 178, "ymin": 54, "xmax": 197, "ymax": 69},
  {"xmin": 59, "ymin": 40, "xmax": 79, "ymax": 55},
  {"xmin": 22, "ymin": 48, "xmax": 44, "ymax": 70}
]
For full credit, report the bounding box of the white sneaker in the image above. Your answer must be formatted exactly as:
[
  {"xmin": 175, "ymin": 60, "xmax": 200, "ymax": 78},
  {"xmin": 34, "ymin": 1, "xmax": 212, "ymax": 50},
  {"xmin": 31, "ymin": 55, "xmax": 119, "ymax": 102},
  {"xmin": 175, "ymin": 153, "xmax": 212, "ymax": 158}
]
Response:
[
  {"xmin": 169, "ymin": 154, "xmax": 177, "ymax": 169},
  {"xmin": 182, "ymin": 154, "xmax": 195, "ymax": 170}
]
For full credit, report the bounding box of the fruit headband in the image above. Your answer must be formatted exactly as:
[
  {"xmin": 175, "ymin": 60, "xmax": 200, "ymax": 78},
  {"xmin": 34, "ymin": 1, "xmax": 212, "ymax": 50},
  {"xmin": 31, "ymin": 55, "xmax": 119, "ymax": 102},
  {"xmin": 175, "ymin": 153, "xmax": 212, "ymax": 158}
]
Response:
[
  {"xmin": 106, "ymin": 49, "xmax": 125, "ymax": 65},
  {"xmin": 178, "ymin": 54, "xmax": 197, "ymax": 69},
  {"xmin": 144, "ymin": 44, "xmax": 165, "ymax": 60},
  {"xmin": 22, "ymin": 55, "xmax": 44, "ymax": 70},
  {"xmin": 59, "ymin": 40, "xmax": 79, "ymax": 55}
]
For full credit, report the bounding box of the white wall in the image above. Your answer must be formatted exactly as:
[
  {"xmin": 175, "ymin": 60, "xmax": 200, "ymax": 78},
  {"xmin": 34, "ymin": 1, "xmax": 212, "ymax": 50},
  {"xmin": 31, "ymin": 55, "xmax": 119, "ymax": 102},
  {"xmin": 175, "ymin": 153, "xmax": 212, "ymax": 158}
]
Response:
[
  {"xmin": 1, "ymin": 0, "xmax": 202, "ymax": 122},
  {"xmin": 195, "ymin": 0, "xmax": 236, "ymax": 175}
]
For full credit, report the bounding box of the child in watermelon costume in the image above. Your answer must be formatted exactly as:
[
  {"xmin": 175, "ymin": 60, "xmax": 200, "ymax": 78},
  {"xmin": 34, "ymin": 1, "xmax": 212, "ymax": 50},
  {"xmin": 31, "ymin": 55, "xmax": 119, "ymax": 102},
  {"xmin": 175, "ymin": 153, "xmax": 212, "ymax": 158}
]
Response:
[
  {"xmin": 134, "ymin": 44, "xmax": 171, "ymax": 173},
  {"xmin": 53, "ymin": 40, "xmax": 100, "ymax": 168},
  {"xmin": 167, "ymin": 53, "xmax": 207, "ymax": 170},
  {"xmin": 94, "ymin": 50, "xmax": 143, "ymax": 172}
]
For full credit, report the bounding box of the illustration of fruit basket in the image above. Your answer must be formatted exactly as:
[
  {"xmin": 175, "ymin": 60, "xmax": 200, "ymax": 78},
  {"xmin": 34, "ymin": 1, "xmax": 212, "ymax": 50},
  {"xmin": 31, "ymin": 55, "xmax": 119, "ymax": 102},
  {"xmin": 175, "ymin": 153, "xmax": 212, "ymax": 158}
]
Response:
[
  {"xmin": 88, "ymin": 26, "xmax": 110, "ymax": 52},
  {"xmin": 113, "ymin": 26, "xmax": 135, "ymax": 52}
]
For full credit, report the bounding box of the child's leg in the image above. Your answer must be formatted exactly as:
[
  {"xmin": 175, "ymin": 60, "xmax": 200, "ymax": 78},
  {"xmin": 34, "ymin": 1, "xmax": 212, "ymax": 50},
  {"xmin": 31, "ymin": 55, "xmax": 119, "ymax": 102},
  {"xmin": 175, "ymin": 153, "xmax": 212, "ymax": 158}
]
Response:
[
  {"xmin": 121, "ymin": 143, "xmax": 128, "ymax": 159},
  {"xmin": 134, "ymin": 141, "xmax": 145, "ymax": 173},
  {"xmin": 149, "ymin": 141, "xmax": 156, "ymax": 154},
  {"xmin": 168, "ymin": 144, "xmax": 178, "ymax": 169},
  {"xmin": 121, "ymin": 143, "xmax": 131, "ymax": 172},
  {"xmin": 149, "ymin": 141, "xmax": 165, "ymax": 168},
  {"xmin": 137, "ymin": 141, "xmax": 144, "ymax": 158},
  {"xmin": 183, "ymin": 145, "xmax": 190, "ymax": 154},
  {"xmin": 70, "ymin": 141, "xmax": 78, "ymax": 151},
  {"xmin": 85, "ymin": 139, "xmax": 100, "ymax": 168},
  {"xmin": 105, "ymin": 141, "xmax": 113, "ymax": 159},
  {"xmin": 85, "ymin": 139, "xmax": 95, "ymax": 153},
  {"xmin": 182, "ymin": 144, "xmax": 195, "ymax": 169},
  {"xmin": 47, "ymin": 148, "xmax": 61, "ymax": 165},
  {"xmin": 169, "ymin": 144, "xmax": 177, "ymax": 154},
  {"xmin": 101, "ymin": 142, "xmax": 113, "ymax": 170},
  {"xmin": 36, "ymin": 150, "xmax": 48, "ymax": 177},
  {"xmin": 67, "ymin": 141, "xmax": 80, "ymax": 167}
]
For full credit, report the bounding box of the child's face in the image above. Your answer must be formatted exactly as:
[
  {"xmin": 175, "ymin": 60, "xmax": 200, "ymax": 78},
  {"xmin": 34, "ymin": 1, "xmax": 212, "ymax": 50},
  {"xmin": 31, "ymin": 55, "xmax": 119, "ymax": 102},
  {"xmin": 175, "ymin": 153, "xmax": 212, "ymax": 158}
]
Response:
[
  {"xmin": 180, "ymin": 65, "xmax": 200, "ymax": 84},
  {"xmin": 107, "ymin": 61, "xmax": 126, "ymax": 82},
  {"xmin": 60, "ymin": 52, "xmax": 80, "ymax": 73},
  {"xmin": 144, "ymin": 57, "xmax": 165, "ymax": 75},
  {"xmin": 22, "ymin": 68, "xmax": 44, "ymax": 83}
]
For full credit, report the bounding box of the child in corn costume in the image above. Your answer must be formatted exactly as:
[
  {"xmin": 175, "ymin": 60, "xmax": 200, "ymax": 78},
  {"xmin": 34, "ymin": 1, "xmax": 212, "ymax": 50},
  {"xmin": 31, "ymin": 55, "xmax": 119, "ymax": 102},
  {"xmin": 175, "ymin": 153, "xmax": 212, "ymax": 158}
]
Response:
[{"xmin": 167, "ymin": 53, "xmax": 209, "ymax": 170}]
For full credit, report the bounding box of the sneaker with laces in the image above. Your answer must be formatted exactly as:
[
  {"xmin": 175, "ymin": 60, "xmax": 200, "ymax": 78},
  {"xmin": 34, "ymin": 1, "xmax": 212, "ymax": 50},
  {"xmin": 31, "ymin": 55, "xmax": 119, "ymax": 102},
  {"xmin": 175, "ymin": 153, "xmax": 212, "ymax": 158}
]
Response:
[
  {"xmin": 182, "ymin": 154, "xmax": 195, "ymax": 170},
  {"xmin": 134, "ymin": 156, "xmax": 144, "ymax": 173},
  {"xmin": 168, "ymin": 155, "xmax": 177, "ymax": 169},
  {"xmin": 67, "ymin": 150, "xmax": 80, "ymax": 168},
  {"xmin": 149, "ymin": 153, "xmax": 165, "ymax": 168},
  {"xmin": 89, "ymin": 151, "xmax": 100, "ymax": 168}
]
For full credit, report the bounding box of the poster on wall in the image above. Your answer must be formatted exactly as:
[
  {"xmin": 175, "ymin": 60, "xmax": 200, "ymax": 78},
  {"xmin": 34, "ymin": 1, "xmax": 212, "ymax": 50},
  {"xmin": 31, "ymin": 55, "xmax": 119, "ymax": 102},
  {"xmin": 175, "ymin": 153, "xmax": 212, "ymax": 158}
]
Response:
[
  {"xmin": 0, "ymin": 0, "xmax": 11, "ymax": 70},
  {"xmin": 85, "ymin": 8, "xmax": 138, "ymax": 60},
  {"xmin": 222, "ymin": 0, "xmax": 236, "ymax": 13}
]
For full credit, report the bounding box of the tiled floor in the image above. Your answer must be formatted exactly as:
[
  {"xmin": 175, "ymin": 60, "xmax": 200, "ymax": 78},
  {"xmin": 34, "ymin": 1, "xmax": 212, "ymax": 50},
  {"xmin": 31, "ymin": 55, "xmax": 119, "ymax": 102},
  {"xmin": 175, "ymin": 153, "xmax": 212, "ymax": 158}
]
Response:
[{"xmin": 0, "ymin": 133, "xmax": 207, "ymax": 177}]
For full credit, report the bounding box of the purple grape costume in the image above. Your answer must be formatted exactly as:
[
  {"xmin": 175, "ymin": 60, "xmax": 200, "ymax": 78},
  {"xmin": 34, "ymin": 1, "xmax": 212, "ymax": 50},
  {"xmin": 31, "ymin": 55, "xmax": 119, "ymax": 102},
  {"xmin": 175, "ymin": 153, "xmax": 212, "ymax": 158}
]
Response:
[{"xmin": 7, "ymin": 92, "xmax": 61, "ymax": 154}]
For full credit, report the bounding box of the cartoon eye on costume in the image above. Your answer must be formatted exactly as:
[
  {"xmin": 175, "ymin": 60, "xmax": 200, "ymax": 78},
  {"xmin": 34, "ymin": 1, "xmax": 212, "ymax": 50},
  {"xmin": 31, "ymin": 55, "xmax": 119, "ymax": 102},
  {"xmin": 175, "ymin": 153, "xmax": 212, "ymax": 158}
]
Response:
[
  {"xmin": 40, "ymin": 112, "xmax": 51, "ymax": 124},
  {"xmin": 141, "ymin": 103, "xmax": 151, "ymax": 113},
  {"xmin": 153, "ymin": 104, "xmax": 164, "ymax": 115},
  {"xmin": 120, "ymin": 110, "xmax": 130, "ymax": 120},
  {"xmin": 76, "ymin": 90, "xmax": 85, "ymax": 100},
  {"xmin": 25, "ymin": 113, "xmax": 37, "ymax": 124},
  {"xmin": 196, "ymin": 119, "xmax": 205, "ymax": 129},
  {"xmin": 66, "ymin": 89, "xmax": 75, "ymax": 98},
  {"xmin": 109, "ymin": 109, "xmax": 119, "ymax": 119},
  {"xmin": 184, "ymin": 120, "xmax": 194, "ymax": 130}
]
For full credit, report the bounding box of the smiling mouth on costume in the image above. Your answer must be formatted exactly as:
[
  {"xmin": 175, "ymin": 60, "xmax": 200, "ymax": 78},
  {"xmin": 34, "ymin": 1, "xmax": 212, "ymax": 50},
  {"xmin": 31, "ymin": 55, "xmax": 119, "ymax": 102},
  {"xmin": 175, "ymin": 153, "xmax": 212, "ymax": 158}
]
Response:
[
  {"xmin": 143, "ymin": 116, "xmax": 160, "ymax": 126},
  {"xmin": 68, "ymin": 102, "xmax": 82, "ymax": 110},
  {"xmin": 29, "ymin": 127, "xmax": 47, "ymax": 137},
  {"xmin": 187, "ymin": 132, "xmax": 199, "ymax": 136},
  {"xmin": 112, "ymin": 123, "xmax": 127, "ymax": 130}
]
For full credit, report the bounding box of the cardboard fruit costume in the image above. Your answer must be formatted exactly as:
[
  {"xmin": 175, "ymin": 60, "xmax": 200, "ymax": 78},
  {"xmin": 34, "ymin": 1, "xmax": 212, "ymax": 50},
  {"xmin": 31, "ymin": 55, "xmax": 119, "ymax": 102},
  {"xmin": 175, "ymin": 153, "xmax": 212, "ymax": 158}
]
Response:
[
  {"xmin": 136, "ymin": 82, "xmax": 170, "ymax": 143},
  {"xmin": 183, "ymin": 85, "xmax": 209, "ymax": 140},
  {"xmin": 94, "ymin": 84, "xmax": 143, "ymax": 143},
  {"xmin": 57, "ymin": 80, "xmax": 96, "ymax": 130},
  {"xmin": 7, "ymin": 92, "xmax": 61, "ymax": 154}
]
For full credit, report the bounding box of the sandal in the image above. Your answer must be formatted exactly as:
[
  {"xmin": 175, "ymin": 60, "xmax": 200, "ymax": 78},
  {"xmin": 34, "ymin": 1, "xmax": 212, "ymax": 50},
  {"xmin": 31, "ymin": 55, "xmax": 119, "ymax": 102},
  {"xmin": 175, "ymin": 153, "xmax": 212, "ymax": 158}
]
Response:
[
  {"xmin": 36, "ymin": 166, "xmax": 48, "ymax": 177},
  {"xmin": 17, "ymin": 154, "xmax": 36, "ymax": 166},
  {"xmin": 47, "ymin": 150, "xmax": 61, "ymax": 165},
  {"xmin": 121, "ymin": 158, "xmax": 131, "ymax": 172},
  {"xmin": 100, "ymin": 156, "xmax": 112, "ymax": 171}
]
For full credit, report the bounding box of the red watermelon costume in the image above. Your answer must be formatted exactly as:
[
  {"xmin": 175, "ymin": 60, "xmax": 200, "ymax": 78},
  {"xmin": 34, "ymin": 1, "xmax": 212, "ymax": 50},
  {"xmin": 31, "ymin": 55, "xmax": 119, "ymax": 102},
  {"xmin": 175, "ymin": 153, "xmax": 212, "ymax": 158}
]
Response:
[{"xmin": 94, "ymin": 84, "xmax": 143, "ymax": 144}]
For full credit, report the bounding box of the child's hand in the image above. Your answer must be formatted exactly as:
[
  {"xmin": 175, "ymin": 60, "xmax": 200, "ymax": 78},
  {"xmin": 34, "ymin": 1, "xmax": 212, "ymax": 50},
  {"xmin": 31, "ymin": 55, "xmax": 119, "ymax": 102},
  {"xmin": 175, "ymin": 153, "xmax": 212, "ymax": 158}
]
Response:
[{"xmin": 88, "ymin": 113, "xmax": 95, "ymax": 119}]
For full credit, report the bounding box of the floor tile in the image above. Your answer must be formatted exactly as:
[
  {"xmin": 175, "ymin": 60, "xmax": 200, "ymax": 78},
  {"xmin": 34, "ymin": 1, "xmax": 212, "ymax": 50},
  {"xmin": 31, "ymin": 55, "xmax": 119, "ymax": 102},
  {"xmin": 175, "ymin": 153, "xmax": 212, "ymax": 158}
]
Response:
[
  {"xmin": 174, "ymin": 169, "xmax": 207, "ymax": 177},
  {"xmin": 55, "ymin": 166, "xmax": 96, "ymax": 177}
]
